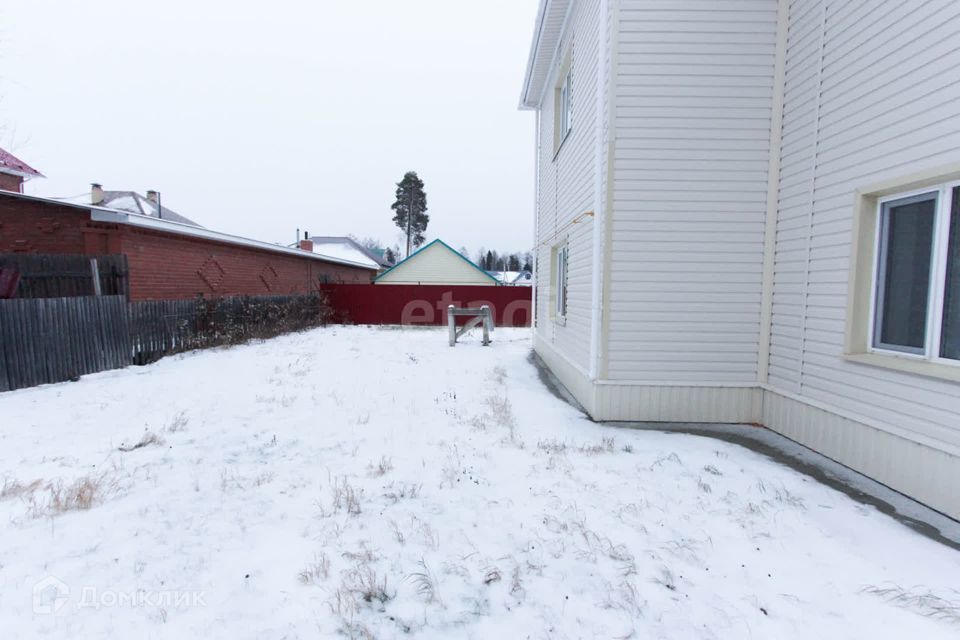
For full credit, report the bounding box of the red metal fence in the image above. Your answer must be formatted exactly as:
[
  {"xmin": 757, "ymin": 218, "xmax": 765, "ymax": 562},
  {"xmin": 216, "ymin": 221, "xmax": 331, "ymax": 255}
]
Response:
[{"xmin": 319, "ymin": 284, "xmax": 532, "ymax": 327}]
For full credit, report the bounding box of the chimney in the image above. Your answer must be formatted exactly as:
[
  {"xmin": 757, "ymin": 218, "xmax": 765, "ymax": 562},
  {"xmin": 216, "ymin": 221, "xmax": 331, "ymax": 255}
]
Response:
[
  {"xmin": 299, "ymin": 238, "xmax": 314, "ymax": 252},
  {"xmin": 146, "ymin": 190, "xmax": 158, "ymax": 204},
  {"xmin": 91, "ymin": 183, "xmax": 104, "ymax": 205}
]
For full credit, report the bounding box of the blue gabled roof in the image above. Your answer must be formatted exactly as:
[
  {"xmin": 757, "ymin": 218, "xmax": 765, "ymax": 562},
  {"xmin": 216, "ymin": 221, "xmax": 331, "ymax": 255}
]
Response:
[{"xmin": 373, "ymin": 239, "xmax": 499, "ymax": 283}]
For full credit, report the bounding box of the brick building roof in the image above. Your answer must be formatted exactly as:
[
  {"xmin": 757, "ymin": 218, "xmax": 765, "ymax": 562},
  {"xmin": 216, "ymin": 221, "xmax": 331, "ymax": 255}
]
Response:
[{"xmin": 0, "ymin": 147, "xmax": 44, "ymax": 179}]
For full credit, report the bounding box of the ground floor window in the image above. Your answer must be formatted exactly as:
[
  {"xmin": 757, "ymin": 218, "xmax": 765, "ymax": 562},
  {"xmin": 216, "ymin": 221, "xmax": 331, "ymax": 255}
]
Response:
[{"xmin": 872, "ymin": 184, "xmax": 960, "ymax": 361}]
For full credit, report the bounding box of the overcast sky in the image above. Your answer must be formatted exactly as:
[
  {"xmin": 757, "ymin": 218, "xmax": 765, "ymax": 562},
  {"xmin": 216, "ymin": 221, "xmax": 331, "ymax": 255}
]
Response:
[{"xmin": 0, "ymin": 0, "xmax": 538, "ymax": 257}]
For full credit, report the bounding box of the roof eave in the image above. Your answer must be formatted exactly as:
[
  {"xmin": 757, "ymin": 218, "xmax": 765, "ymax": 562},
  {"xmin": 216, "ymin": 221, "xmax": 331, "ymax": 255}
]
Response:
[
  {"xmin": 0, "ymin": 167, "xmax": 45, "ymax": 179},
  {"xmin": 519, "ymin": 0, "xmax": 571, "ymax": 110}
]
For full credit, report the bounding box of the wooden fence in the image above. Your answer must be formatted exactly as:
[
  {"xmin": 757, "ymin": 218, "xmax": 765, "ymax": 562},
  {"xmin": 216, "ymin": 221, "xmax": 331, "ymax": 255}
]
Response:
[
  {"xmin": 0, "ymin": 253, "xmax": 129, "ymax": 299},
  {"xmin": 0, "ymin": 293, "xmax": 329, "ymax": 392},
  {"xmin": 0, "ymin": 296, "xmax": 130, "ymax": 391}
]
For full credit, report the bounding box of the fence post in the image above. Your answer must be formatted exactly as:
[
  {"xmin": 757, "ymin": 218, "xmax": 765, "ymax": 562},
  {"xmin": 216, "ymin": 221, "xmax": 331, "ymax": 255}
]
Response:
[
  {"xmin": 447, "ymin": 305, "xmax": 456, "ymax": 347},
  {"xmin": 89, "ymin": 258, "xmax": 102, "ymax": 296},
  {"xmin": 481, "ymin": 305, "xmax": 491, "ymax": 346}
]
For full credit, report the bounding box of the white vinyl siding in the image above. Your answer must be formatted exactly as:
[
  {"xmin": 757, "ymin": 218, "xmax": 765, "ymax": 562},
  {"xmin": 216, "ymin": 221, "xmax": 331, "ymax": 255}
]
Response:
[
  {"xmin": 534, "ymin": 0, "xmax": 605, "ymax": 374},
  {"xmin": 604, "ymin": 0, "xmax": 778, "ymax": 383},
  {"xmin": 767, "ymin": 0, "xmax": 960, "ymax": 452},
  {"xmin": 375, "ymin": 242, "xmax": 495, "ymax": 286}
]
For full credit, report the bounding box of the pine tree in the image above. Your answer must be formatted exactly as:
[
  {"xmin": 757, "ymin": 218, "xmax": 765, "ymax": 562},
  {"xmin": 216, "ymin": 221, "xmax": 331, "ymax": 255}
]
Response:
[
  {"xmin": 391, "ymin": 171, "xmax": 429, "ymax": 258},
  {"xmin": 508, "ymin": 254, "xmax": 521, "ymax": 271},
  {"xmin": 485, "ymin": 250, "xmax": 494, "ymax": 271}
]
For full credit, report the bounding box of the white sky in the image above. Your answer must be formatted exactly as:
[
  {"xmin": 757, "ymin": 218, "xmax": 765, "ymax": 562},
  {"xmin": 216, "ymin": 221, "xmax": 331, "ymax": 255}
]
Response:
[{"xmin": 0, "ymin": 0, "xmax": 539, "ymax": 256}]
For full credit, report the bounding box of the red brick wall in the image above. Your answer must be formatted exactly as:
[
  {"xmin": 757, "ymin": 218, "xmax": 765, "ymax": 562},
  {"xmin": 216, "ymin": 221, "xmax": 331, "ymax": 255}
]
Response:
[
  {"xmin": 119, "ymin": 226, "xmax": 374, "ymax": 300},
  {"xmin": 0, "ymin": 195, "xmax": 376, "ymax": 300},
  {"xmin": 0, "ymin": 197, "xmax": 91, "ymax": 253},
  {"xmin": 0, "ymin": 174, "xmax": 24, "ymax": 193}
]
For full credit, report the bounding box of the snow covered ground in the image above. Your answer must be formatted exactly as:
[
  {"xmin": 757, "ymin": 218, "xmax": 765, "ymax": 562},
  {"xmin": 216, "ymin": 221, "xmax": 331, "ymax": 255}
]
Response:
[{"xmin": 1, "ymin": 326, "xmax": 959, "ymax": 639}]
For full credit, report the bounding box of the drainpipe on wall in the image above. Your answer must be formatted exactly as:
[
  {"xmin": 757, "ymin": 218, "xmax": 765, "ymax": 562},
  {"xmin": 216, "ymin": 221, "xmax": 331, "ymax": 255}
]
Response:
[
  {"xmin": 757, "ymin": 0, "xmax": 791, "ymax": 387},
  {"xmin": 589, "ymin": 0, "xmax": 611, "ymax": 381}
]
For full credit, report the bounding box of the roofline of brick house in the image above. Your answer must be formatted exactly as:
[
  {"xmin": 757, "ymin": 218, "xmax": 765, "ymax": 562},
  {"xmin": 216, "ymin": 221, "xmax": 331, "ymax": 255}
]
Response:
[{"xmin": 0, "ymin": 190, "xmax": 377, "ymax": 271}]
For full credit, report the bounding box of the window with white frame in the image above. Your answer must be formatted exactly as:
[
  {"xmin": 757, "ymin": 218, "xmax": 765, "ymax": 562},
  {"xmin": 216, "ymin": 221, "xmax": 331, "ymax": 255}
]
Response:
[
  {"xmin": 871, "ymin": 185, "xmax": 960, "ymax": 361},
  {"xmin": 554, "ymin": 245, "xmax": 568, "ymax": 319},
  {"xmin": 555, "ymin": 67, "xmax": 572, "ymax": 151}
]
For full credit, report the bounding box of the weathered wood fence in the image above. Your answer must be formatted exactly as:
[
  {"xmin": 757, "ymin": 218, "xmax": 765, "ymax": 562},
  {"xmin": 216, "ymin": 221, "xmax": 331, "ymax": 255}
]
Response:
[
  {"xmin": 0, "ymin": 253, "xmax": 129, "ymax": 298},
  {"xmin": 0, "ymin": 296, "xmax": 130, "ymax": 391},
  {"xmin": 0, "ymin": 293, "xmax": 329, "ymax": 391}
]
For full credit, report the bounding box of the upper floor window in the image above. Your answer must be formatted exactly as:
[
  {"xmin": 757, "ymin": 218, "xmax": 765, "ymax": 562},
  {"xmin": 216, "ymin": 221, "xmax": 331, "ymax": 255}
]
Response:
[
  {"xmin": 872, "ymin": 185, "xmax": 960, "ymax": 361},
  {"xmin": 555, "ymin": 67, "xmax": 572, "ymax": 153}
]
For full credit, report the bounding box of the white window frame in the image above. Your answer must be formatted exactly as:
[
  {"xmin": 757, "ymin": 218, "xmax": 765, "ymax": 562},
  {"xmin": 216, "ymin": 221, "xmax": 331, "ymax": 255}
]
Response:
[
  {"xmin": 867, "ymin": 180, "xmax": 960, "ymax": 367},
  {"xmin": 554, "ymin": 244, "xmax": 568, "ymax": 322},
  {"xmin": 559, "ymin": 68, "xmax": 572, "ymax": 143},
  {"xmin": 554, "ymin": 62, "xmax": 573, "ymax": 156}
]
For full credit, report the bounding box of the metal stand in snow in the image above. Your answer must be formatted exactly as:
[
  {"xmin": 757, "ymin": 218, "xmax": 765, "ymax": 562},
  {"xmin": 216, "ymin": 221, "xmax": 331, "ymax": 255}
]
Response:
[{"xmin": 447, "ymin": 305, "xmax": 494, "ymax": 347}]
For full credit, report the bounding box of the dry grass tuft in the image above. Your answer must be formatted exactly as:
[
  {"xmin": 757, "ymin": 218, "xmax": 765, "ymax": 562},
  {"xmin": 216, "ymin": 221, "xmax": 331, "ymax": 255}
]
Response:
[
  {"xmin": 537, "ymin": 439, "xmax": 568, "ymax": 455},
  {"xmin": 383, "ymin": 482, "xmax": 421, "ymax": 504},
  {"xmin": 299, "ymin": 552, "xmax": 331, "ymax": 584},
  {"xmin": 367, "ymin": 456, "xmax": 393, "ymax": 478},
  {"xmin": 862, "ymin": 585, "xmax": 960, "ymax": 624},
  {"xmin": 579, "ymin": 436, "xmax": 615, "ymax": 455},
  {"xmin": 1, "ymin": 478, "xmax": 44, "ymax": 500},
  {"xmin": 407, "ymin": 559, "xmax": 441, "ymax": 604},
  {"xmin": 485, "ymin": 394, "xmax": 520, "ymax": 445},
  {"xmin": 165, "ymin": 411, "xmax": 189, "ymax": 433},
  {"xmin": 118, "ymin": 431, "xmax": 165, "ymax": 452},
  {"xmin": 24, "ymin": 473, "xmax": 119, "ymax": 517},
  {"xmin": 322, "ymin": 477, "xmax": 363, "ymax": 516}
]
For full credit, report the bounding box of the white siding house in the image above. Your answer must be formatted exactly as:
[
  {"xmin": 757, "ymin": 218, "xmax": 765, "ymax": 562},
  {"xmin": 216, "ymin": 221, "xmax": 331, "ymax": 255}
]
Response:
[
  {"xmin": 374, "ymin": 240, "xmax": 498, "ymax": 286},
  {"xmin": 521, "ymin": 0, "xmax": 960, "ymax": 519}
]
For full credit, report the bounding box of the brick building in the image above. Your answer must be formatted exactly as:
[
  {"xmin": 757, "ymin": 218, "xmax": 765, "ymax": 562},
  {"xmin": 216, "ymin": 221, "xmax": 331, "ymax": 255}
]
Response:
[
  {"xmin": 0, "ymin": 191, "xmax": 376, "ymax": 300},
  {"xmin": 0, "ymin": 147, "xmax": 44, "ymax": 193}
]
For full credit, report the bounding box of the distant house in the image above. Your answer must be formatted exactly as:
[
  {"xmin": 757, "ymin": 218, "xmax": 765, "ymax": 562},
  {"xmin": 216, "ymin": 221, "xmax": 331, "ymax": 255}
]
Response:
[
  {"xmin": 375, "ymin": 239, "xmax": 498, "ymax": 286},
  {"xmin": 0, "ymin": 147, "xmax": 44, "ymax": 193},
  {"xmin": 489, "ymin": 270, "xmax": 533, "ymax": 286},
  {"xmin": 307, "ymin": 236, "xmax": 392, "ymax": 270},
  {"xmin": 62, "ymin": 185, "xmax": 203, "ymax": 227}
]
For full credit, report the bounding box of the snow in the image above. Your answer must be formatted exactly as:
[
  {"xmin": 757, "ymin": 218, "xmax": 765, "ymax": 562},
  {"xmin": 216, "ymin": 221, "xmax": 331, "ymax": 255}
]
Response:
[
  {"xmin": 1, "ymin": 326, "xmax": 958, "ymax": 639},
  {"xmin": 312, "ymin": 241, "xmax": 379, "ymax": 269},
  {"xmin": 101, "ymin": 195, "xmax": 141, "ymax": 215}
]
